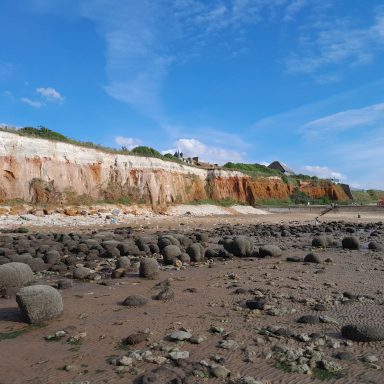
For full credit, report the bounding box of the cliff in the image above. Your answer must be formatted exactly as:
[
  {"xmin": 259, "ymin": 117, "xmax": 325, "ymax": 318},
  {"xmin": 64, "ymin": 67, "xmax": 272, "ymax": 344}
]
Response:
[{"xmin": 0, "ymin": 131, "xmax": 351, "ymax": 207}]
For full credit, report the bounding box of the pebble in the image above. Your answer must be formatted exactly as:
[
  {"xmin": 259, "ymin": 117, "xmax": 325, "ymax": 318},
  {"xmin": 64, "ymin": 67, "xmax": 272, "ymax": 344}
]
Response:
[
  {"xmin": 169, "ymin": 330, "xmax": 192, "ymax": 341},
  {"xmin": 169, "ymin": 350, "xmax": 190, "ymax": 360}
]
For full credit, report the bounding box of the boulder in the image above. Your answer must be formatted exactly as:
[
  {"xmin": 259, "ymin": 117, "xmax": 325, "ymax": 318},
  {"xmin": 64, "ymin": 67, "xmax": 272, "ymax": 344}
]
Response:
[
  {"xmin": 116, "ymin": 256, "xmax": 131, "ymax": 269},
  {"xmin": 245, "ymin": 298, "xmax": 266, "ymax": 310},
  {"xmin": 312, "ymin": 236, "xmax": 331, "ymax": 248},
  {"xmin": 43, "ymin": 250, "xmax": 61, "ymax": 265},
  {"xmin": 304, "ymin": 253, "xmax": 321, "ymax": 263},
  {"xmin": 73, "ymin": 266, "xmax": 93, "ymax": 279},
  {"xmin": 158, "ymin": 235, "xmax": 180, "ymax": 250},
  {"xmin": 122, "ymin": 295, "xmax": 148, "ymax": 307},
  {"xmin": 162, "ymin": 245, "xmax": 182, "ymax": 265},
  {"xmin": 341, "ymin": 324, "xmax": 384, "ymax": 342},
  {"xmin": 231, "ymin": 236, "xmax": 254, "ymax": 257},
  {"xmin": 187, "ymin": 243, "xmax": 205, "ymax": 262},
  {"xmin": 258, "ymin": 245, "xmax": 282, "ymax": 258},
  {"xmin": 16, "ymin": 285, "xmax": 63, "ymax": 323},
  {"xmin": 368, "ymin": 242, "xmax": 383, "ymax": 251},
  {"xmin": 342, "ymin": 236, "xmax": 360, "ymax": 250},
  {"xmin": 0, "ymin": 262, "xmax": 34, "ymax": 291},
  {"xmin": 139, "ymin": 258, "xmax": 159, "ymax": 278}
]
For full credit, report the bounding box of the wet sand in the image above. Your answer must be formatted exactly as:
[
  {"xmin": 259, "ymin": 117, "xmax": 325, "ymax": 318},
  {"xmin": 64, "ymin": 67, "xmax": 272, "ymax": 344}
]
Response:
[{"xmin": 0, "ymin": 210, "xmax": 383, "ymax": 384}]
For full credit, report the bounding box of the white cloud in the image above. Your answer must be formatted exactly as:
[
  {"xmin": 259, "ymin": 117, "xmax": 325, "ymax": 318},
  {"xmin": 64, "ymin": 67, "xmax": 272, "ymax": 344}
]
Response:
[
  {"xmin": 303, "ymin": 102, "xmax": 384, "ymax": 138},
  {"xmin": 283, "ymin": 0, "xmax": 315, "ymax": 21},
  {"xmin": 20, "ymin": 97, "xmax": 44, "ymax": 108},
  {"xmin": 36, "ymin": 87, "xmax": 64, "ymax": 102},
  {"xmin": 286, "ymin": 7, "xmax": 384, "ymax": 74},
  {"xmin": 299, "ymin": 165, "xmax": 346, "ymax": 180},
  {"xmin": 167, "ymin": 138, "xmax": 244, "ymax": 164},
  {"xmin": 115, "ymin": 136, "xmax": 141, "ymax": 150},
  {"xmin": 79, "ymin": 0, "xmax": 325, "ymax": 119},
  {"xmin": 0, "ymin": 62, "xmax": 13, "ymax": 79}
]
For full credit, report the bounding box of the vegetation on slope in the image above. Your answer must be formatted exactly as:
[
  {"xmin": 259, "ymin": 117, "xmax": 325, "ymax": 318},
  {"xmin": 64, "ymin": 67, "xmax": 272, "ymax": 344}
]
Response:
[
  {"xmin": 0, "ymin": 125, "xmax": 359, "ymax": 206},
  {"xmin": 223, "ymin": 162, "xmax": 281, "ymax": 177},
  {"xmin": 0, "ymin": 126, "xmax": 183, "ymax": 164},
  {"xmin": 351, "ymin": 189, "xmax": 384, "ymax": 204}
]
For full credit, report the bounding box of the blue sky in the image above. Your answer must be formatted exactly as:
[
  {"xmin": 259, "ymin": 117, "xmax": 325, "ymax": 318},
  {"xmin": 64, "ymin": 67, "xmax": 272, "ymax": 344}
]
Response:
[{"xmin": 1, "ymin": 1, "xmax": 384, "ymax": 189}]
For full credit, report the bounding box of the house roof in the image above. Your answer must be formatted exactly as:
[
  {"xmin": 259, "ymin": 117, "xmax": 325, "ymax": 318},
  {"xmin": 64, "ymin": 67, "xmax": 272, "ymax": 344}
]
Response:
[{"xmin": 268, "ymin": 161, "xmax": 295, "ymax": 174}]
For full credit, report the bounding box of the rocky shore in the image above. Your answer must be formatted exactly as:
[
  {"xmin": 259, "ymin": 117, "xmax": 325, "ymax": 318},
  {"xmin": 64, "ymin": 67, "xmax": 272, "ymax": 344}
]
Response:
[{"xmin": 0, "ymin": 212, "xmax": 383, "ymax": 383}]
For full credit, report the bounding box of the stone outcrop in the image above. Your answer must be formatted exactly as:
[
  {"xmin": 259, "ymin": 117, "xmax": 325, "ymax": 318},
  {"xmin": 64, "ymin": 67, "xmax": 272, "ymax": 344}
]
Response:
[{"xmin": 0, "ymin": 131, "xmax": 351, "ymax": 207}]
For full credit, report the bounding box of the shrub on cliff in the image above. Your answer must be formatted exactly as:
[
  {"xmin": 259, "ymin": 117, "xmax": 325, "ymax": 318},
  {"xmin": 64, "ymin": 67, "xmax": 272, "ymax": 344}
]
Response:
[
  {"xmin": 290, "ymin": 187, "xmax": 310, "ymax": 205},
  {"xmin": 19, "ymin": 126, "xmax": 69, "ymax": 142},
  {"xmin": 223, "ymin": 162, "xmax": 281, "ymax": 177},
  {"xmin": 131, "ymin": 146, "xmax": 162, "ymax": 158}
]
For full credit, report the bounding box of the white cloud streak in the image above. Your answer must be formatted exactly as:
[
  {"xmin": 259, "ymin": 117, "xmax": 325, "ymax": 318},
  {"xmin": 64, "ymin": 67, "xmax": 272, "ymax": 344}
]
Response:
[
  {"xmin": 299, "ymin": 165, "xmax": 346, "ymax": 180},
  {"xmin": 286, "ymin": 7, "xmax": 384, "ymax": 74},
  {"xmin": 115, "ymin": 136, "xmax": 141, "ymax": 150},
  {"xmin": 164, "ymin": 138, "xmax": 244, "ymax": 164},
  {"xmin": 0, "ymin": 62, "xmax": 13, "ymax": 79},
  {"xmin": 20, "ymin": 97, "xmax": 43, "ymax": 108},
  {"xmin": 303, "ymin": 102, "xmax": 384, "ymax": 138},
  {"xmin": 36, "ymin": 87, "xmax": 64, "ymax": 102}
]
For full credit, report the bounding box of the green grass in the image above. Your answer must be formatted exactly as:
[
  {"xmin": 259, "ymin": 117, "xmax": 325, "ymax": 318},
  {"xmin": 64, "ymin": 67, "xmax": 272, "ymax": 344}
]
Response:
[
  {"xmin": 223, "ymin": 162, "xmax": 282, "ymax": 178},
  {"xmin": 351, "ymin": 189, "xmax": 384, "ymax": 204},
  {"xmin": 313, "ymin": 367, "xmax": 344, "ymax": 381},
  {"xmin": 256, "ymin": 198, "xmax": 293, "ymax": 206},
  {"xmin": 189, "ymin": 197, "xmax": 245, "ymax": 207},
  {"xmin": 0, "ymin": 324, "xmax": 46, "ymax": 342},
  {"xmin": 0, "ymin": 126, "xmax": 188, "ymax": 165}
]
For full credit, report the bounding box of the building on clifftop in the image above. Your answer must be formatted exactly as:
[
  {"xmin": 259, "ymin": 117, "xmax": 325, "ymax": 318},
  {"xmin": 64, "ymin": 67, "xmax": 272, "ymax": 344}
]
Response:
[{"xmin": 268, "ymin": 161, "xmax": 295, "ymax": 176}]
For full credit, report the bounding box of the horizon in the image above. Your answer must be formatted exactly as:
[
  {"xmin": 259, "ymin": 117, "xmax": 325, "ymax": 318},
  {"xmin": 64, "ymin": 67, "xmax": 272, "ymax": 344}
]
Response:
[{"xmin": 1, "ymin": 1, "xmax": 383, "ymax": 189}]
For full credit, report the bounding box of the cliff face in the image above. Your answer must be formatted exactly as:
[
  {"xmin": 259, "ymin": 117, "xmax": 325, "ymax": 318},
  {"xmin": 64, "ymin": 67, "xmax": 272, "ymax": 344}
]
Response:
[{"xmin": 0, "ymin": 131, "xmax": 351, "ymax": 207}]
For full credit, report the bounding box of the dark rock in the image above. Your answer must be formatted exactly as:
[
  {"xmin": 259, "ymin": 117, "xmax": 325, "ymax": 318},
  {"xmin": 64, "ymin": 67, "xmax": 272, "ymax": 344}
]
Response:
[
  {"xmin": 57, "ymin": 279, "xmax": 73, "ymax": 289},
  {"xmin": 286, "ymin": 256, "xmax": 302, "ymax": 262},
  {"xmin": 334, "ymin": 352, "xmax": 354, "ymax": 361},
  {"xmin": 186, "ymin": 243, "xmax": 205, "ymax": 262},
  {"xmin": 274, "ymin": 328, "xmax": 293, "ymax": 337},
  {"xmin": 139, "ymin": 258, "xmax": 159, "ymax": 278},
  {"xmin": 139, "ymin": 366, "xmax": 185, "ymax": 384},
  {"xmin": 112, "ymin": 268, "xmax": 126, "ymax": 278},
  {"xmin": 10, "ymin": 253, "xmax": 33, "ymax": 265},
  {"xmin": 258, "ymin": 245, "xmax": 282, "ymax": 258},
  {"xmin": 195, "ymin": 233, "xmax": 208, "ymax": 242},
  {"xmin": 162, "ymin": 245, "xmax": 181, "ymax": 265},
  {"xmin": 342, "ymin": 236, "xmax": 360, "ymax": 250},
  {"xmin": 368, "ymin": 241, "xmax": 383, "ymax": 251},
  {"xmin": 123, "ymin": 332, "xmax": 147, "ymax": 345},
  {"xmin": 245, "ymin": 298, "xmax": 266, "ymax": 310},
  {"xmin": 178, "ymin": 253, "xmax": 191, "ymax": 263},
  {"xmin": 73, "ymin": 266, "xmax": 93, "ymax": 279},
  {"xmin": 304, "ymin": 253, "xmax": 321, "ymax": 263},
  {"xmin": 16, "ymin": 285, "xmax": 63, "ymax": 324},
  {"xmin": 158, "ymin": 235, "xmax": 180, "ymax": 250},
  {"xmin": 297, "ymin": 315, "xmax": 320, "ymax": 324},
  {"xmin": 122, "ymin": 295, "xmax": 148, "ymax": 307},
  {"xmin": 312, "ymin": 236, "xmax": 331, "ymax": 248},
  {"xmin": 224, "ymin": 236, "xmax": 253, "ymax": 257},
  {"xmin": 153, "ymin": 288, "xmax": 174, "ymax": 301},
  {"xmin": 116, "ymin": 256, "xmax": 131, "ymax": 269},
  {"xmin": 341, "ymin": 324, "xmax": 384, "ymax": 341},
  {"xmin": 0, "ymin": 262, "xmax": 34, "ymax": 291}
]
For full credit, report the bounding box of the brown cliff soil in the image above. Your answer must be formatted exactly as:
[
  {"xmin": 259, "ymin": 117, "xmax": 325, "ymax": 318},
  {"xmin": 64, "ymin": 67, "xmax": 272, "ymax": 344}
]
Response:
[
  {"xmin": 208, "ymin": 177, "xmax": 349, "ymax": 205},
  {"xmin": 1, "ymin": 150, "xmax": 351, "ymax": 207}
]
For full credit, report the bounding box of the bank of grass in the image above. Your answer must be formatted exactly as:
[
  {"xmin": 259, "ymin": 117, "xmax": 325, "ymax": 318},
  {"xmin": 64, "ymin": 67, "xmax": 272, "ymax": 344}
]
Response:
[
  {"xmin": 223, "ymin": 162, "xmax": 282, "ymax": 179},
  {"xmin": 0, "ymin": 324, "xmax": 46, "ymax": 342},
  {"xmin": 256, "ymin": 198, "xmax": 293, "ymax": 206},
  {"xmin": 0, "ymin": 126, "xmax": 186, "ymax": 165},
  {"xmin": 189, "ymin": 198, "xmax": 245, "ymax": 207},
  {"xmin": 352, "ymin": 189, "xmax": 384, "ymax": 204}
]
